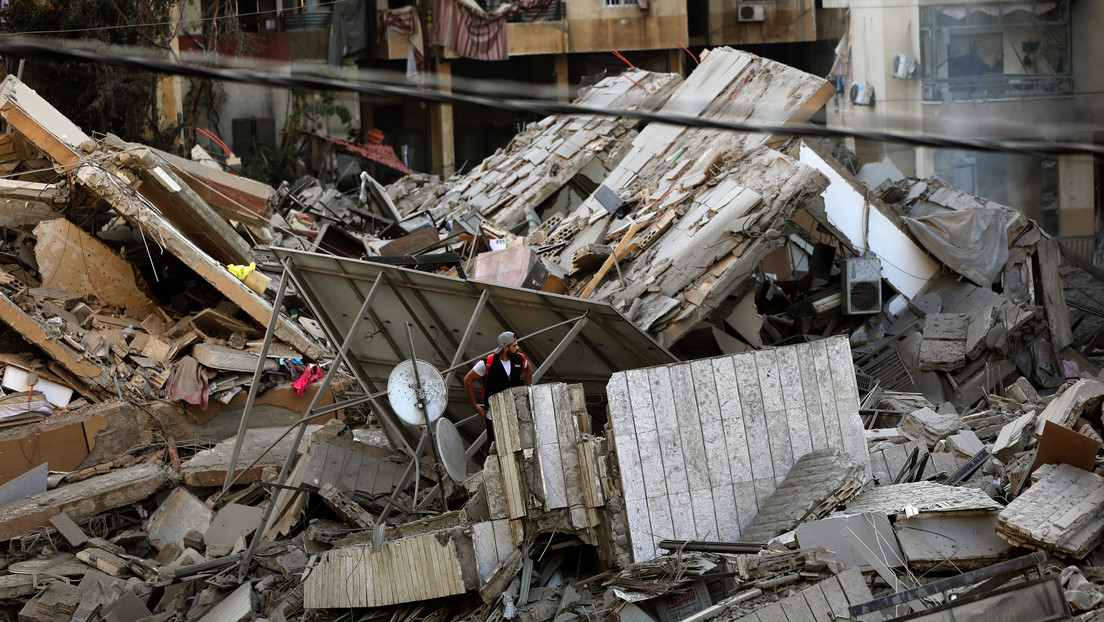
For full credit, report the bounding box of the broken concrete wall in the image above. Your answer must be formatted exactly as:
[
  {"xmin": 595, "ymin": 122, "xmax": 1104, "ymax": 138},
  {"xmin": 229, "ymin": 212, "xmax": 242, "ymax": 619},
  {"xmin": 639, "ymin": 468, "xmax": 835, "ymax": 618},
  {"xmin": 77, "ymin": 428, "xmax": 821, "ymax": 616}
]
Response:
[{"xmin": 607, "ymin": 335, "xmax": 868, "ymax": 561}]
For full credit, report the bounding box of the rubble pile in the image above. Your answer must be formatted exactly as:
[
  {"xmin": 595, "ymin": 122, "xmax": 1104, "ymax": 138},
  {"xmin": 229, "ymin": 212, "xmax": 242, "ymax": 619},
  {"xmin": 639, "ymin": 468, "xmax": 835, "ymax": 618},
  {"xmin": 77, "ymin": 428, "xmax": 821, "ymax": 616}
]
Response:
[{"xmin": 0, "ymin": 45, "xmax": 1102, "ymax": 622}]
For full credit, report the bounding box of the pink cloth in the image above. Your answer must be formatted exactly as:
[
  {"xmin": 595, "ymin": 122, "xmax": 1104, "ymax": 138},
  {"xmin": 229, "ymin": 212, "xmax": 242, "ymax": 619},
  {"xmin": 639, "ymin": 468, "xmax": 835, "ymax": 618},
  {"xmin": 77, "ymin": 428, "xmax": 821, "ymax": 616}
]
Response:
[
  {"xmin": 433, "ymin": 0, "xmax": 509, "ymax": 61},
  {"xmin": 166, "ymin": 356, "xmax": 211, "ymax": 410},
  {"xmin": 293, "ymin": 364, "xmax": 324, "ymax": 397}
]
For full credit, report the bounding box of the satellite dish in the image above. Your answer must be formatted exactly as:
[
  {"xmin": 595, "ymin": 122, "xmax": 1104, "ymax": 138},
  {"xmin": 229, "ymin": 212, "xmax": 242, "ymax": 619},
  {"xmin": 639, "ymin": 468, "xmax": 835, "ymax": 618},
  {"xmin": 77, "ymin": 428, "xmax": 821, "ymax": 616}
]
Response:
[
  {"xmin": 434, "ymin": 418, "xmax": 468, "ymax": 482},
  {"xmin": 387, "ymin": 359, "xmax": 447, "ymax": 425}
]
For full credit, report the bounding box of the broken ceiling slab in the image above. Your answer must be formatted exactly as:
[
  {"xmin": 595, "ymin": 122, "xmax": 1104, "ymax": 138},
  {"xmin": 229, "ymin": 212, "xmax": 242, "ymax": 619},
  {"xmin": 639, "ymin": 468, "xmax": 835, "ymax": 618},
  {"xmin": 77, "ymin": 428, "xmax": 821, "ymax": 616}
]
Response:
[
  {"xmin": 151, "ymin": 147, "xmax": 273, "ymax": 228},
  {"xmin": 427, "ymin": 70, "xmax": 682, "ymax": 229},
  {"xmin": 272, "ymin": 248, "xmax": 675, "ymax": 451},
  {"xmin": 33, "ymin": 219, "xmax": 158, "ymax": 318},
  {"xmin": 607, "ymin": 336, "xmax": 868, "ymax": 562},
  {"xmin": 0, "ymin": 463, "xmax": 165, "ymax": 541},
  {"xmin": 180, "ymin": 426, "xmax": 322, "ymax": 487},
  {"xmin": 0, "ymin": 180, "xmax": 62, "ymax": 227},
  {"xmin": 300, "ymin": 429, "xmax": 406, "ymax": 498},
  {"xmin": 997, "ymin": 462, "xmax": 1104, "ymax": 558},
  {"xmin": 119, "ymin": 147, "xmax": 253, "ymax": 266},
  {"xmin": 146, "ymin": 487, "xmax": 213, "ymax": 554},
  {"xmin": 843, "ymin": 481, "xmax": 1002, "ymax": 517},
  {"xmin": 795, "ymin": 512, "xmax": 905, "ymax": 573},
  {"xmin": 574, "ymin": 48, "xmax": 833, "ymax": 225},
  {"xmin": 796, "ymin": 140, "xmax": 939, "ymax": 300},
  {"xmin": 0, "ymin": 75, "xmax": 322, "ymax": 360},
  {"xmin": 1033, "ymin": 378, "xmax": 1104, "ymax": 436},
  {"xmin": 609, "ymin": 146, "xmax": 830, "ymax": 347},
  {"xmin": 895, "ymin": 506, "xmax": 1012, "ymax": 571},
  {"xmin": 739, "ymin": 448, "xmax": 865, "ymax": 544}
]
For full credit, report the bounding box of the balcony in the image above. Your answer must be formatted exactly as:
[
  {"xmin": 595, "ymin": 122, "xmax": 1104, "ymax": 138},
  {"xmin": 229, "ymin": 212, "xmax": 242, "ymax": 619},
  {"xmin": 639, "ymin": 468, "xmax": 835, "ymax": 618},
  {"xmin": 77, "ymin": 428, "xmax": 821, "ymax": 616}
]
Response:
[{"xmin": 923, "ymin": 73, "xmax": 1072, "ymax": 102}]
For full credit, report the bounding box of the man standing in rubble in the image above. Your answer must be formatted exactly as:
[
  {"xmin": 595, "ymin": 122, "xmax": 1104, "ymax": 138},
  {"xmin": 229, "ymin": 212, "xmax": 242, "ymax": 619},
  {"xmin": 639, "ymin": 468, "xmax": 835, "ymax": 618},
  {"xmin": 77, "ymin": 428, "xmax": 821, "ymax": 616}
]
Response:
[{"xmin": 464, "ymin": 331, "xmax": 532, "ymax": 448}]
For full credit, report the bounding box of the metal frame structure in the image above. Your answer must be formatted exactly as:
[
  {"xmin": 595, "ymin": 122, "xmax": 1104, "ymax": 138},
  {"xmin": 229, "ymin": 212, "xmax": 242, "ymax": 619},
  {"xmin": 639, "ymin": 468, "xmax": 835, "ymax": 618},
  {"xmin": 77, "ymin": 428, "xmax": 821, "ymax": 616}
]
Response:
[{"xmin": 222, "ymin": 249, "xmax": 677, "ymax": 576}]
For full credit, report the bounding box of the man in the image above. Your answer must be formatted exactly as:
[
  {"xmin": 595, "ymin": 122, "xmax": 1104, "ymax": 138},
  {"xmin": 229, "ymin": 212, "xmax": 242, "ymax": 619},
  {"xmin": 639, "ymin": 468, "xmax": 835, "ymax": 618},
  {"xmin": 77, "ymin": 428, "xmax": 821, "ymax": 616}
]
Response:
[{"xmin": 465, "ymin": 331, "xmax": 532, "ymax": 445}]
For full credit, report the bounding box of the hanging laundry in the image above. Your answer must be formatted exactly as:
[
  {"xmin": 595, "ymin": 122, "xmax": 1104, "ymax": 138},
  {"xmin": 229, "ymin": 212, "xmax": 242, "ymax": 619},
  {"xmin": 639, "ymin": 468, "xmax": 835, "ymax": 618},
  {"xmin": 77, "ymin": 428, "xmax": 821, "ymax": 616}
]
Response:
[
  {"xmin": 433, "ymin": 0, "xmax": 510, "ymax": 62},
  {"xmin": 293, "ymin": 363, "xmax": 325, "ymax": 397},
  {"xmin": 382, "ymin": 5, "xmax": 427, "ymax": 77},
  {"xmin": 166, "ymin": 356, "xmax": 212, "ymax": 410}
]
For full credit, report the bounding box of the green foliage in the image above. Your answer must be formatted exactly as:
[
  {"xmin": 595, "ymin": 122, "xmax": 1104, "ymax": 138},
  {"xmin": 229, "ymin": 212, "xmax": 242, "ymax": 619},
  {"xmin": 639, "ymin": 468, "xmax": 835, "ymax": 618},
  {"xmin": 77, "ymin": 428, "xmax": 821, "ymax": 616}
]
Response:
[
  {"xmin": 1, "ymin": 0, "xmax": 177, "ymax": 149},
  {"xmin": 241, "ymin": 91, "xmax": 359, "ymax": 187}
]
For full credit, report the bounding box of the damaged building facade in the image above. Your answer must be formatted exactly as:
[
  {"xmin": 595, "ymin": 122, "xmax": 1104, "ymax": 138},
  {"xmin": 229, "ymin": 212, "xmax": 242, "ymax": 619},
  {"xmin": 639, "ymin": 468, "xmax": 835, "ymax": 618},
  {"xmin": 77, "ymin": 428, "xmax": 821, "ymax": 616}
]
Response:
[{"xmin": 0, "ymin": 36, "xmax": 1099, "ymax": 622}]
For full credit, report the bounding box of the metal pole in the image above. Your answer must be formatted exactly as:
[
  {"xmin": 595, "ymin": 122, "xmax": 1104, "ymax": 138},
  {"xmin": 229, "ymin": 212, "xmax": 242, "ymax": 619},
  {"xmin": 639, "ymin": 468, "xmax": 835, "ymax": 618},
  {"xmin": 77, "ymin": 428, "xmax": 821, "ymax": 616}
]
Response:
[
  {"xmin": 405, "ymin": 323, "xmax": 449, "ymax": 513},
  {"xmin": 441, "ymin": 289, "xmax": 489, "ymax": 389},
  {"xmin": 222, "ymin": 263, "xmax": 292, "ymax": 494},
  {"xmin": 239, "ymin": 276, "xmax": 384, "ymax": 577},
  {"xmin": 532, "ymin": 313, "xmax": 590, "ymax": 384}
]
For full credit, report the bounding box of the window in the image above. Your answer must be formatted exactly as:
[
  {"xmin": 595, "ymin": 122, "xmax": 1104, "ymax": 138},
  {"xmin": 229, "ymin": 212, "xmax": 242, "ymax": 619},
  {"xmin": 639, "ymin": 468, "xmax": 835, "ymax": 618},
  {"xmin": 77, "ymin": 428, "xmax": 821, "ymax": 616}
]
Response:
[{"xmin": 604, "ymin": 0, "xmax": 638, "ymax": 7}]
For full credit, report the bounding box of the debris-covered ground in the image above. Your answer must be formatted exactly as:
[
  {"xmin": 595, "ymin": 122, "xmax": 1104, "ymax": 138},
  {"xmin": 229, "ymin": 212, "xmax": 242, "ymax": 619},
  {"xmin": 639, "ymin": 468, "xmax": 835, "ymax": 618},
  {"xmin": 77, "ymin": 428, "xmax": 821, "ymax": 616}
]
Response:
[{"xmin": 0, "ymin": 48, "xmax": 1101, "ymax": 622}]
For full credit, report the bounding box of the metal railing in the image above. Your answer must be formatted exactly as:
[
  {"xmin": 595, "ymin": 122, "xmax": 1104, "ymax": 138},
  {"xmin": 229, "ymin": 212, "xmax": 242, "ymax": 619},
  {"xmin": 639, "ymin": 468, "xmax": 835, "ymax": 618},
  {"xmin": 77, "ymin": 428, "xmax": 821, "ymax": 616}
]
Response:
[
  {"xmin": 1058, "ymin": 234, "xmax": 1096, "ymax": 262},
  {"xmin": 923, "ymin": 73, "xmax": 1072, "ymax": 102}
]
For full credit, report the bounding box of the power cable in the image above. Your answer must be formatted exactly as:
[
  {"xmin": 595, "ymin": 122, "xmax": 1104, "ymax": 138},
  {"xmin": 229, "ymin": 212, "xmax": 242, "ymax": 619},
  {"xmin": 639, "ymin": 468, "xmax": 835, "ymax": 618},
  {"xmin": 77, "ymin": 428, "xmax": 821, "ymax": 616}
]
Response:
[{"xmin": 0, "ymin": 37, "xmax": 1101, "ymax": 159}]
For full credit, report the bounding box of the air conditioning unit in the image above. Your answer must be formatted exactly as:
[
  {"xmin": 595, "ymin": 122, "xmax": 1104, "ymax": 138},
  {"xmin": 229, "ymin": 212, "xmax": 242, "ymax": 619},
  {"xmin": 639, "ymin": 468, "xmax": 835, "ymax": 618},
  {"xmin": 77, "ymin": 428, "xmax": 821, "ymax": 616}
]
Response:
[
  {"xmin": 849, "ymin": 82, "xmax": 875, "ymax": 106},
  {"xmin": 843, "ymin": 256, "xmax": 882, "ymax": 315},
  {"xmin": 892, "ymin": 53, "xmax": 919, "ymax": 79},
  {"xmin": 738, "ymin": 3, "xmax": 766, "ymax": 22}
]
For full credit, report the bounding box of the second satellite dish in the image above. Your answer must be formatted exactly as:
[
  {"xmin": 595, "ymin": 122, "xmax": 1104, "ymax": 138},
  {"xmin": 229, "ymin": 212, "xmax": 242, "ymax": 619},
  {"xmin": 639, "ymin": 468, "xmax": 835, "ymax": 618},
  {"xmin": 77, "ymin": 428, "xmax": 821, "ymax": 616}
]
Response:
[{"xmin": 387, "ymin": 359, "xmax": 447, "ymax": 425}]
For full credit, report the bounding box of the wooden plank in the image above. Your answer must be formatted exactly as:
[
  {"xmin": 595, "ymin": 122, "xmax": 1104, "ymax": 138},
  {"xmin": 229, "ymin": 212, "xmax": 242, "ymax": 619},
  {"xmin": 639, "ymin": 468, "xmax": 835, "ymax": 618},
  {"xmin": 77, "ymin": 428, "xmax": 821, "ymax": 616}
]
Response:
[
  {"xmin": 497, "ymin": 452, "xmax": 527, "ymax": 519},
  {"xmin": 483, "ymin": 455, "xmax": 509, "ymax": 520},
  {"xmin": 795, "ymin": 342, "xmax": 829, "ymax": 453},
  {"xmin": 552, "ymin": 384, "xmax": 585, "ymax": 509},
  {"xmin": 607, "ymin": 373, "xmax": 646, "ymax": 503},
  {"xmin": 669, "ymin": 363, "xmax": 711, "ymax": 494},
  {"xmin": 756, "ymin": 349, "xmax": 794, "ymax": 477},
  {"xmin": 733, "ymin": 351, "xmax": 773, "ymax": 481},
  {"xmin": 778, "ymin": 346, "xmax": 813, "ymax": 459},
  {"xmin": 647, "ymin": 367, "xmax": 689, "ymax": 495},
  {"xmin": 531, "ymin": 384, "xmax": 568, "ymax": 509},
  {"xmin": 489, "ymin": 388, "xmax": 522, "ymax": 454},
  {"xmin": 812, "ymin": 340, "xmax": 845, "ymax": 449},
  {"xmin": 625, "ymin": 369, "xmax": 667, "ymax": 502},
  {"xmin": 712, "ymin": 357, "xmax": 752, "ymax": 487}
]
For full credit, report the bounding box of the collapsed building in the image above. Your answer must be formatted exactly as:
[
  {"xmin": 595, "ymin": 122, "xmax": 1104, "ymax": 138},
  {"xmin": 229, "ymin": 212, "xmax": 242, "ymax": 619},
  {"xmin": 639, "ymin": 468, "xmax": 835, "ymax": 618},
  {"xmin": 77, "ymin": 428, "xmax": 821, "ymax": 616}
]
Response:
[{"xmin": 0, "ymin": 46, "xmax": 1098, "ymax": 622}]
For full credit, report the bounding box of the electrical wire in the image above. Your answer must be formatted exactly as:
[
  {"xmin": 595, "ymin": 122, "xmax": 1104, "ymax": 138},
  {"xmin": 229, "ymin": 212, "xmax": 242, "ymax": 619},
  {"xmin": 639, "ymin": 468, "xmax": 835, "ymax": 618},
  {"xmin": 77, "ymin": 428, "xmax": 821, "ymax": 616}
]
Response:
[{"xmin": 0, "ymin": 37, "xmax": 1101, "ymax": 158}]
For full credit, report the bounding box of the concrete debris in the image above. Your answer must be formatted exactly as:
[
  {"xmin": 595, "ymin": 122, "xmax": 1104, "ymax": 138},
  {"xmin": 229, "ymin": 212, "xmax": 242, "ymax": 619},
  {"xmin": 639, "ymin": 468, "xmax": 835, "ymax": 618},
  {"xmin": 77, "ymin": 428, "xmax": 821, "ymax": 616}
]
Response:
[{"xmin": 0, "ymin": 45, "xmax": 1098, "ymax": 622}]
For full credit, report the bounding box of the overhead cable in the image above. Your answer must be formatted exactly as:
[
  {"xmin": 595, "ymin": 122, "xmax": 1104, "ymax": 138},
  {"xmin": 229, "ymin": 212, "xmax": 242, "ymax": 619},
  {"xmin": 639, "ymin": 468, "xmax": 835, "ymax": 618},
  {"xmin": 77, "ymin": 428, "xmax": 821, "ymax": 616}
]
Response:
[{"xmin": 0, "ymin": 37, "xmax": 1101, "ymax": 158}]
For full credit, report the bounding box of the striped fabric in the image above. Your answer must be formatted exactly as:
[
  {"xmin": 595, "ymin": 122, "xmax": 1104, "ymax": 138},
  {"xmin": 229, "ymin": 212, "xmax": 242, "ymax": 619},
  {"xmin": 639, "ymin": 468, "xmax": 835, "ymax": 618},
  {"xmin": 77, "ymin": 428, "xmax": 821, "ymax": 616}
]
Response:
[{"xmin": 433, "ymin": 0, "xmax": 509, "ymax": 61}]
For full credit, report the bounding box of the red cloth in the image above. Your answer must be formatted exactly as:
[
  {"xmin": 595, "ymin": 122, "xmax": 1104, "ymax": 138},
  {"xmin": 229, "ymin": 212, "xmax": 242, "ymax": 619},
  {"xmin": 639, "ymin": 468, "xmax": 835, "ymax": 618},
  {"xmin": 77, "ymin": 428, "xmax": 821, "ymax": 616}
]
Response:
[
  {"xmin": 381, "ymin": 6, "xmax": 419, "ymax": 34},
  {"xmin": 433, "ymin": 0, "xmax": 509, "ymax": 61},
  {"xmin": 293, "ymin": 364, "xmax": 324, "ymax": 397},
  {"xmin": 300, "ymin": 131, "xmax": 413, "ymax": 175}
]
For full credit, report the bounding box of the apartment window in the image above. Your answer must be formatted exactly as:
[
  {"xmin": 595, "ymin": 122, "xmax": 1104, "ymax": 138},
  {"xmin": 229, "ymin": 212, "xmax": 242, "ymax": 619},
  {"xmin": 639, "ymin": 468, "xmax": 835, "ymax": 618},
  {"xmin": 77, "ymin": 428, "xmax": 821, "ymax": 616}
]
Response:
[
  {"xmin": 604, "ymin": 0, "xmax": 639, "ymax": 7},
  {"xmin": 919, "ymin": 1, "xmax": 1071, "ymax": 101}
]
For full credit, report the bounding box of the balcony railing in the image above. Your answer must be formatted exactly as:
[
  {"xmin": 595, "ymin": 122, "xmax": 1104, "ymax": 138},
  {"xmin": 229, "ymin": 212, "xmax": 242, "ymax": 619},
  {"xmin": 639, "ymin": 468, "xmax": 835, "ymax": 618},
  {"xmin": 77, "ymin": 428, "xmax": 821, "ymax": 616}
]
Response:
[
  {"xmin": 484, "ymin": 0, "xmax": 566, "ymax": 23},
  {"xmin": 922, "ymin": 73, "xmax": 1072, "ymax": 102}
]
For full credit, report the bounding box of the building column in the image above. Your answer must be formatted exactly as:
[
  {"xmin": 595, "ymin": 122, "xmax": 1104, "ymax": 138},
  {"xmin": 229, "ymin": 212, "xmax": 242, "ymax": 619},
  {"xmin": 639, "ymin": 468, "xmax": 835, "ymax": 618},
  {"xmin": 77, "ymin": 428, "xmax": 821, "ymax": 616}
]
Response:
[
  {"xmin": 668, "ymin": 48, "xmax": 683, "ymax": 76},
  {"xmin": 1058, "ymin": 154, "xmax": 1095, "ymax": 237},
  {"xmin": 555, "ymin": 53, "xmax": 570, "ymax": 103},
  {"xmin": 429, "ymin": 58, "xmax": 455, "ymax": 177}
]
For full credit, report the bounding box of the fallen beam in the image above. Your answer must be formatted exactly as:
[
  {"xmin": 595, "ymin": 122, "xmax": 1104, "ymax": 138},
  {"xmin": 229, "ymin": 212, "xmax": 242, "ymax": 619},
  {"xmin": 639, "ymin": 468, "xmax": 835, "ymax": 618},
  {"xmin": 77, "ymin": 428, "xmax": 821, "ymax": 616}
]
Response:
[{"xmin": 0, "ymin": 463, "xmax": 166, "ymax": 541}]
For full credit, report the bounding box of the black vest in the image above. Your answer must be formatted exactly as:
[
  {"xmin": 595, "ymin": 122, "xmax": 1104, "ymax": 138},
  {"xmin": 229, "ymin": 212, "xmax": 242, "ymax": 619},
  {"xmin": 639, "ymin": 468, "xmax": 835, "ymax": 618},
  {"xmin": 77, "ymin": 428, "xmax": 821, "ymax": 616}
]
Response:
[{"xmin": 482, "ymin": 352, "xmax": 526, "ymax": 403}]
